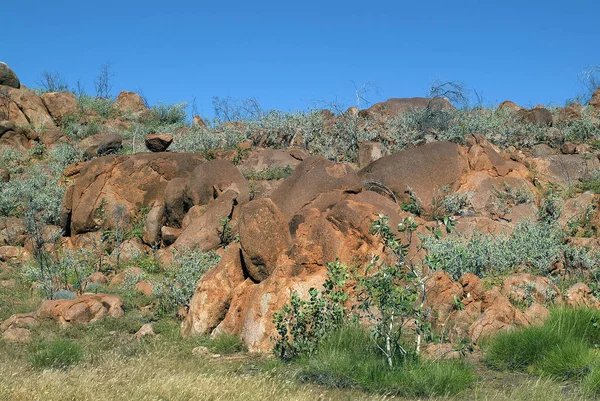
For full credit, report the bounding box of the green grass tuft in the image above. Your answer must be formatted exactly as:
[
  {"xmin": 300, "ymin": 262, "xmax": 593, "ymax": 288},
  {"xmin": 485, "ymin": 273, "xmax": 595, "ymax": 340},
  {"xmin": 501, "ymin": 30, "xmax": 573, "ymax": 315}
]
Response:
[
  {"xmin": 209, "ymin": 333, "xmax": 247, "ymax": 355},
  {"xmin": 29, "ymin": 338, "xmax": 84, "ymax": 370}
]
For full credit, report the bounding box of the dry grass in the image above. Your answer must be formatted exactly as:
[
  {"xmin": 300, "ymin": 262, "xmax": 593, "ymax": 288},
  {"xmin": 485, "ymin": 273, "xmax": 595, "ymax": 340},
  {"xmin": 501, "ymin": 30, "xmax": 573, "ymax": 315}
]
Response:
[{"xmin": 0, "ymin": 345, "xmax": 589, "ymax": 401}]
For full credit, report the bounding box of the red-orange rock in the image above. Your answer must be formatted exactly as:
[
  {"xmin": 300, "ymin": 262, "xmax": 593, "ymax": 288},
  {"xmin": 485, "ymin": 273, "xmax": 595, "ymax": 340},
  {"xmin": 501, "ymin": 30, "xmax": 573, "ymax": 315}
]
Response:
[
  {"xmin": 36, "ymin": 294, "xmax": 124, "ymax": 325},
  {"xmin": 238, "ymin": 198, "xmax": 291, "ymax": 282}
]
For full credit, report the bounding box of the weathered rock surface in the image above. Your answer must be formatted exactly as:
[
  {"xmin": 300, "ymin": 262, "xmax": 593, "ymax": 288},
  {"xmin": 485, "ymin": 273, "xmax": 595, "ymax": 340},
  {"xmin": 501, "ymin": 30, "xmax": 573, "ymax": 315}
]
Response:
[
  {"xmin": 173, "ymin": 189, "xmax": 239, "ymax": 251},
  {"xmin": 1, "ymin": 87, "xmax": 56, "ymax": 128},
  {"xmin": 238, "ymin": 198, "xmax": 291, "ymax": 282},
  {"xmin": 184, "ymin": 159, "xmax": 249, "ymax": 208},
  {"xmin": 64, "ymin": 153, "xmax": 204, "ymax": 235},
  {"xmin": 36, "ymin": 294, "xmax": 124, "ymax": 325},
  {"xmin": 365, "ymin": 97, "xmax": 453, "ymax": 119},
  {"xmin": 77, "ymin": 133, "xmax": 123, "ymax": 159},
  {"xmin": 113, "ymin": 91, "xmax": 148, "ymax": 114},
  {"xmin": 40, "ymin": 92, "xmax": 79, "ymax": 122},
  {"xmin": 270, "ymin": 156, "xmax": 362, "ymax": 219},
  {"xmin": 359, "ymin": 141, "xmax": 469, "ymax": 211}
]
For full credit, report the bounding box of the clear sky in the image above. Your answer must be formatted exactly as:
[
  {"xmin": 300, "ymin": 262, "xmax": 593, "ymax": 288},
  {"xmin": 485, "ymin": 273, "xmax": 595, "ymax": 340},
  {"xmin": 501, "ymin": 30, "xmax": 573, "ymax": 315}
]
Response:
[{"xmin": 3, "ymin": 1, "xmax": 599, "ymax": 117}]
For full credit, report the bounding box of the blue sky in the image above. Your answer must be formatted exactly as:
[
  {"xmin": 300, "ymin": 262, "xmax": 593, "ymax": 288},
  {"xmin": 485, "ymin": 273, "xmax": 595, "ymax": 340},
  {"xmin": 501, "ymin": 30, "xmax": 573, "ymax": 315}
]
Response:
[{"xmin": 3, "ymin": 1, "xmax": 599, "ymax": 117}]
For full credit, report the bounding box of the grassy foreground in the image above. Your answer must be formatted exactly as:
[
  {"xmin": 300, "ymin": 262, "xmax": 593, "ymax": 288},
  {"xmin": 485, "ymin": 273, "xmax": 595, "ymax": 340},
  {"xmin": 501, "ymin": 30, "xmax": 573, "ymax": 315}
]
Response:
[{"xmin": 0, "ymin": 315, "xmax": 589, "ymax": 401}]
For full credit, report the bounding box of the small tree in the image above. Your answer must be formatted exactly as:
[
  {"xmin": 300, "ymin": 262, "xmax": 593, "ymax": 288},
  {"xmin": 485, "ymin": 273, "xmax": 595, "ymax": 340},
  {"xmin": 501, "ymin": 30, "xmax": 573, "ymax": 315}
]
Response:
[
  {"xmin": 94, "ymin": 62, "xmax": 114, "ymax": 99},
  {"xmin": 356, "ymin": 215, "xmax": 431, "ymax": 367},
  {"xmin": 272, "ymin": 261, "xmax": 349, "ymax": 360},
  {"xmin": 24, "ymin": 197, "xmax": 62, "ymax": 299},
  {"xmin": 579, "ymin": 65, "xmax": 600, "ymax": 105},
  {"xmin": 36, "ymin": 71, "xmax": 69, "ymax": 93}
]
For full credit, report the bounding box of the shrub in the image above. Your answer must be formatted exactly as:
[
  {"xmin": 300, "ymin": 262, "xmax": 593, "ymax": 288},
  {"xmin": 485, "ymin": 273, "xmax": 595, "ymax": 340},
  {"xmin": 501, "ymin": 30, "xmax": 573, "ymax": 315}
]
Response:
[
  {"xmin": 29, "ymin": 339, "xmax": 84, "ymax": 370},
  {"xmin": 272, "ymin": 260, "xmax": 349, "ymax": 360},
  {"xmin": 154, "ymin": 249, "xmax": 220, "ymax": 316},
  {"xmin": 423, "ymin": 220, "xmax": 578, "ymax": 279},
  {"xmin": 78, "ymin": 94, "xmax": 115, "ymax": 119},
  {"xmin": 150, "ymin": 102, "xmax": 188, "ymax": 125},
  {"xmin": 53, "ymin": 290, "xmax": 77, "ymax": 300},
  {"xmin": 0, "ymin": 165, "xmax": 65, "ymax": 225}
]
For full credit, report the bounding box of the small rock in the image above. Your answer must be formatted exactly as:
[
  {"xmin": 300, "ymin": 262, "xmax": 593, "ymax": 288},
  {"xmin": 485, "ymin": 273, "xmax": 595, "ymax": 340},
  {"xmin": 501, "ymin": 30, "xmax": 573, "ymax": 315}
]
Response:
[
  {"xmin": 0, "ymin": 167, "xmax": 9, "ymax": 183},
  {"xmin": 86, "ymin": 272, "xmax": 108, "ymax": 285},
  {"xmin": 560, "ymin": 142, "xmax": 577, "ymax": 155},
  {"xmin": 192, "ymin": 346, "xmax": 220, "ymax": 358},
  {"xmin": 0, "ymin": 279, "xmax": 15, "ymax": 288},
  {"xmin": 145, "ymin": 134, "xmax": 173, "ymax": 152},
  {"xmin": 2, "ymin": 327, "xmax": 31, "ymax": 343},
  {"xmin": 358, "ymin": 141, "xmax": 383, "ymax": 168},
  {"xmin": 135, "ymin": 323, "xmax": 155, "ymax": 342},
  {"xmin": 161, "ymin": 226, "xmax": 181, "ymax": 246},
  {"xmin": 135, "ymin": 281, "xmax": 153, "ymax": 296}
]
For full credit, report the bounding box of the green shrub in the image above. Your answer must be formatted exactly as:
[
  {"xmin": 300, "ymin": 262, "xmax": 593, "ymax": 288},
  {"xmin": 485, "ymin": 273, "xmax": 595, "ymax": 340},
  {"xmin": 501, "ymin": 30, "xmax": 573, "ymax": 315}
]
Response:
[
  {"xmin": 209, "ymin": 333, "xmax": 247, "ymax": 355},
  {"xmin": 150, "ymin": 102, "xmax": 188, "ymax": 125},
  {"xmin": 29, "ymin": 339, "xmax": 84, "ymax": 370},
  {"xmin": 78, "ymin": 94, "xmax": 115, "ymax": 119},
  {"xmin": 273, "ymin": 260, "xmax": 349, "ymax": 360},
  {"xmin": 53, "ymin": 290, "xmax": 77, "ymax": 300},
  {"xmin": 297, "ymin": 324, "xmax": 475, "ymax": 397},
  {"xmin": 0, "ymin": 165, "xmax": 65, "ymax": 225},
  {"xmin": 154, "ymin": 249, "xmax": 220, "ymax": 316},
  {"xmin": 423, "ymin": 220, "xmax": 574, "ymax": 279}
]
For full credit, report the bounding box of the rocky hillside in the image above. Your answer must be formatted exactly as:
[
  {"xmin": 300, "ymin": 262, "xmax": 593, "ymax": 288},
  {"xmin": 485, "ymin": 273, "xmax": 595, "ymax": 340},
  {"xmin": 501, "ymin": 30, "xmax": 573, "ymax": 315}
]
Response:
[{"xmin": 2, "ymin": 60, "xmax": 600, "ymax": 360}]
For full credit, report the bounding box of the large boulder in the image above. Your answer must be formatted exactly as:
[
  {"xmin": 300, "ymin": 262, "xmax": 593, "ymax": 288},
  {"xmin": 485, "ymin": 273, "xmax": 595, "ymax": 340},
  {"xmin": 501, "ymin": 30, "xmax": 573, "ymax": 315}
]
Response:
[
  {"xmin": 269, "ymin": 156, "xmax": 363, "ymax": 220},
  {"xmin": 531, "ymin": 154, "xmax": 600, "ymax": 190},
  {"xmin": 238, "ymin": 198, "xmax": 291, "ymax": 282},
  {"xmin": 565, "ymin": 283, "xmax": 600, "ymax": 308},
  {"xmin": 184, "ymin": 159, "xmax": 249, "ymax": 208},
  {"xmin": 40, "ymin": 92, "xmax": 79, "ymax": 122},
  {"xmin": 468, "ymin": 288, "xmax": 529, "ymax": 343},
  {"xmin": 183, "ymin": 196, "xmax": 390, "ymax": 352},
  {"xmin": 36, "ymin": 294, "xmax": 124, "ymax": 325},
  {"xmin": 145, "ymin": 133, "xmax": 173, "ymax": 152},
  {"xmin": 64, "ymin": 153, "xmax": 204, "ymax": 235},
  {"xmin": 1, "ymin": 87, "xmax": 56, "ymax": 129},
  {"xmin": 77, "ymin": 133, "xmax": 123, "ymax": 159},
  {"xmin": 182, "ymin": 245, "xmax": 246, "ymax": 336},
  {"xmin": 0, "ymin": 120, "xmax": 37, "ymax": 151},
  {"xmin": 497, "ymin": 100, "xmax": 522, "ymax": 112},
  {"xmin": 501, "ymin": 273, "xmax": 561, "ymax": 304},
  {"xmin": 359, "ymin": 141, "xmax": 469, "ymax": 211},
  {"xmin": 172, "ymin": 189, "xmax": 239, "ymax": 252},
  {"xmin": 0, "ymin": 62, "xmax": 20, "ymax": 88},
  {"xmin": 517, "ymin": 107, "xmax": 553, "ymax": 126},
  {"xmin": 237, "ymin": 148, "xmax": 306, "ymax": 174},
  {"xmin": 113, "ymin": 91, "xmax": 148, "ymax": 114}
]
